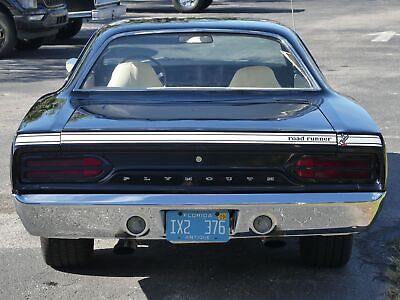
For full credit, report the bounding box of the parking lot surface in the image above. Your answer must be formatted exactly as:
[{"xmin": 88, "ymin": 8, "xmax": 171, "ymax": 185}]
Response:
[{"xmin": 0, "ymin": 0, "xmax": 399, "ymax": 299}]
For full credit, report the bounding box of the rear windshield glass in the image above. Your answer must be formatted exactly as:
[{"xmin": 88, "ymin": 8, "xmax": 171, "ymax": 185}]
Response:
[{"xmin": 81, "ymin": 33, "xmax": 313, "ymax": 90}]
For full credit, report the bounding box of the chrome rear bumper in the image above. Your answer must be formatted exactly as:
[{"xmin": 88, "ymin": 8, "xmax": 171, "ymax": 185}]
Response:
[{"xmin": 14, "ymin": 192, "xmax": 385, "ymax": 239}]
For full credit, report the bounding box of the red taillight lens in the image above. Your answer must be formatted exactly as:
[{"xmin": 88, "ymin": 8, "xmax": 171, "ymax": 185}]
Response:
[
  {"xmin": 295, "ymin": 158, "xmax": 370, "ymax": 169},
  {"xmin": 295, "ymin": 169, "xmax": 370, "ymax": 179},
  {"xmin": 26, "ymin": 157, "xmax": 102, "ymax": 168},
  {"xmin": 293, "ymin": 156, "xmax": 375, "ymax": 182},
  {"xmin": 23, "ymin": 157, "xmax": 106, "ymax": 182}
]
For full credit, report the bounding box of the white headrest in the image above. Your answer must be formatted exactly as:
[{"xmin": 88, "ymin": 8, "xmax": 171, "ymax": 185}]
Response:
[
  {"xmin": 107, "ymin": 61, "xmax": 162, "ymax": 89},
  {"xmin": 229, "ymin": 66, "xmax": 281, "ymax": 88}
]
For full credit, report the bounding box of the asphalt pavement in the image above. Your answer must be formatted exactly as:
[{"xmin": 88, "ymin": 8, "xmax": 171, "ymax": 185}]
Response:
[{"xmin": 0, "ymin": 0, "xmax": 399, "ymax": 299}]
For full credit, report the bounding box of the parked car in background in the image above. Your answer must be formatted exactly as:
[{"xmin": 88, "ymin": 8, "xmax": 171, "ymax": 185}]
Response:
[
  {"xmin": 0, "ymin": 0, "xmax": 67, "ymax": 57},
  {"xmin": 172, "ymin": 0, "xmax": 213, "ymax": 13},
  {"xmin": 57, "ymin": 0, "xmax": 126, "ymax": 40},
  {"xmin": 11, "ymin": 19, "xmax": 386, "ymax": 269}
]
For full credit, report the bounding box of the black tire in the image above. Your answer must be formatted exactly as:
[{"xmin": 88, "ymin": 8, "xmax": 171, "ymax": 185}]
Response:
[
  {"xmin": 0, "ymin": 11, "xmax": 16, "ymax": 58},
  {"xmin": 15, "ymin": 38, "xmax": 44, "ymax": 51},
  {"xmin": 40, "ymin": 237, "xmax": 94, "ymax": 269},
  {"xmin": 300, "ymin": 235, "xmax": 353, "ymax": 267},
  {"xmin": 56, "ymin": 19, "xmax": 83, "ymax": 40},
  {"xmin": 172, "ymin": 0, "xmax": 209, "ymax": 12}
]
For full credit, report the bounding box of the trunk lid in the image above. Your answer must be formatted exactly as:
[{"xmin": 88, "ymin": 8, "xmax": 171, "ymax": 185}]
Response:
[{"xmin": 63, "ymin": 94, "xmax": 335, "ymax": 134}]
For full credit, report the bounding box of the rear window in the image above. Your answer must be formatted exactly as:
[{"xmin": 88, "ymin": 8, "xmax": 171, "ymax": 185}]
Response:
[{"xmin": 81, "ymin": 33, "xmax": 314, "ymax": 90}]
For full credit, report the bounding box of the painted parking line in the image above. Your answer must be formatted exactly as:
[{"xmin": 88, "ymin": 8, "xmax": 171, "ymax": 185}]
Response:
[{"xmin": 368, "ymin": 31, "xmax": 400, "ymax": 42}]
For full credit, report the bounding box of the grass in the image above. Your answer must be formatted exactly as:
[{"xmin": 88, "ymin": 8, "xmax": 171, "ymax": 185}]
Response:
[{"xmin": 386, "ymin": 240, "xmax": 400, "ymax": 299}]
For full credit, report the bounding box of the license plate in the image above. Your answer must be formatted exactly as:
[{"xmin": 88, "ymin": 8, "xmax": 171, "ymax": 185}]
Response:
[{"xmin": 166, "ymin": 210, "xmax": 230, "ymax": 243}]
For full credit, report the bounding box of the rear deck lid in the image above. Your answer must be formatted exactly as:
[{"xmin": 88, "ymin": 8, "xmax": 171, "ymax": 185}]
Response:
[{"xmin": 63, "ymin": 99, "xmax": 335, "ymax": 135}]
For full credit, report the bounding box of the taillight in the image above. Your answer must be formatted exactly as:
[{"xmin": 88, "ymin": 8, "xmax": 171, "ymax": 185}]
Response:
[
  {"xmin": 293, "ymin": 155, "xmax": 376, "ymax": 183},
  {"xmin": 22, "ymin": 156, "xmax": 107, "ymax": 182}
]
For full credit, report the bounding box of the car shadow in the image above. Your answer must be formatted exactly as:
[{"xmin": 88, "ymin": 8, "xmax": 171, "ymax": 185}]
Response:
[
  {"xmin": 58, "ymin": 152, "xmax": 400, "ymax": 299},
  {"xmin": 67, "ymin": 238, "xmax": 343, "ymax": 299}
]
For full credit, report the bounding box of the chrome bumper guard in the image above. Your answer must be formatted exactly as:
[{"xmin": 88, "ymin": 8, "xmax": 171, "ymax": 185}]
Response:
[
  {"xmin": 68, "ymin": 4, "xmax": 126, "ymax": 21},
  {"xmin": 14, "ymin": 192, "xmax": 385, "ymax": 239}
]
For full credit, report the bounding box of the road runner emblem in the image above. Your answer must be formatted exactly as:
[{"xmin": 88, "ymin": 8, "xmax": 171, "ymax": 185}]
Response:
[{"xmin": 338, "ymin": 134, "xmax": 349, "ymax": 146}]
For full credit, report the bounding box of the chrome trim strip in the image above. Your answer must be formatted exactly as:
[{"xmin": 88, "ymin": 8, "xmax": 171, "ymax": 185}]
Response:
[
  {"xmin": 60, "ymin": 132, "xmax": 337, "ymax": 145},
  {"xmin": 345, "ymin": 135, "xmax": 382, "ymax": 147},
  {"xmin": 15, "ymin": 192, "xmax": 384, "ymax": 205},
  {"xmin": 15, "ymin": 132, "xmax": 384, "ymax": 147},
  {"xmin": 68, "ymin": 11, "xmax": 92, "ymax": 19},
  {"xmin": 15, "ymin": 133, "xmax": 61, "ymax": 146}
]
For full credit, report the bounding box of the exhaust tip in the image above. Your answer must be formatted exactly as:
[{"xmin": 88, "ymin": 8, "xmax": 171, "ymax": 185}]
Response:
[
  {"xmin": 251, "ymin": 215, "xmax": 275, "ymax": 235},
  {"xmin": 126, "ymin": 216, "xmax": 147, "ymax": 236}
]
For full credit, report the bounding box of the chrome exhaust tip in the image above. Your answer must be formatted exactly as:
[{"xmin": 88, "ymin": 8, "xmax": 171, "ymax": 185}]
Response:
[
  {"xmin": 126, "ymin": 216, "xmax": 147, "ymax": 236},
  {"xmin": 250, "ymin": 215, "xmax": 275, "ymax": 235}
]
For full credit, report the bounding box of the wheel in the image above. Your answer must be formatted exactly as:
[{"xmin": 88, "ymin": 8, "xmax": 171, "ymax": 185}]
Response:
[
  {"xmin": 40, "ymin": 237, "xmax": 94, "ymax": 269},
  {"xmin": 56, "ymin": 19, "xmax": 83, "ymax": 40},
  {"xmin": 0, "ymin": 12, "xmax": 16, "ymax": 58},
  {"xmin": 15, "ymin": 38, "xmax": 44, "ymax": 51},
  {"xmin": 172, "ymin": 0, "xmax": 210, "ymax": 12},
  {"xmin": 300, "ymin": 235, "xmax": 353, "ymax": 267}
]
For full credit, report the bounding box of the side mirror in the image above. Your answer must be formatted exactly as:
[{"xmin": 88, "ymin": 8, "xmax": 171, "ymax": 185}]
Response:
[{"xmin": 66, "ymin": 58, "xmax": 78, "ymax": 73}]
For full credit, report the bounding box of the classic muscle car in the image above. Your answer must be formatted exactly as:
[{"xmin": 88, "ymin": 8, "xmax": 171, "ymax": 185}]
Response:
[{"xmin": 11, "ymin": 18, "xmax": 386, "ymax": 269}]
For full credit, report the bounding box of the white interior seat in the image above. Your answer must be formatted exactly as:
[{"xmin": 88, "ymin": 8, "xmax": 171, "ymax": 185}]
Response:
[
  {"xmin": 107, "ymin": 61, "xmax": 162, "ymax": 88},
  {"xmin": 229, "ymin": 66, "xmax": 281, "ymax": 88}
]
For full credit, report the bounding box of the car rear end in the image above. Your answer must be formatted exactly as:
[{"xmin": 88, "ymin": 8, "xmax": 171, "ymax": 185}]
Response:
[
  {"xmin": 10, "ymin": 22, "xmax": 387, "ymax": 268},
  {"xmin": 11, "ymin": 124, "xmax": 386, "ymax": 269},
  {"xmin": 12, "ymin": 129, "xmax": 386, "ymax": 238}
]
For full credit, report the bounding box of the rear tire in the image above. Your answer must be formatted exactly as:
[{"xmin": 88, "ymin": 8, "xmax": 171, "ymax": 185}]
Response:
[
  {"xmin": 0, "ymin": 12, "xmax": 16, "ymax": 58},
  {"xmin": 40, "ymin": 237, "xmax": 94, "ymax": 269},
  {"xmin": 300, "ymin": 235, "xmax": 353, "ymax": 267},
  {"xmin": 56, "ymin": 19, "xmax": 83, "ymax": 40},
  {"xmin": 172, "ymin": 0, "xmax": 210, "ymax": 12},
  {"xmin": 16, "ymin": 38, "xmax": 44, "ymax": 51}
]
